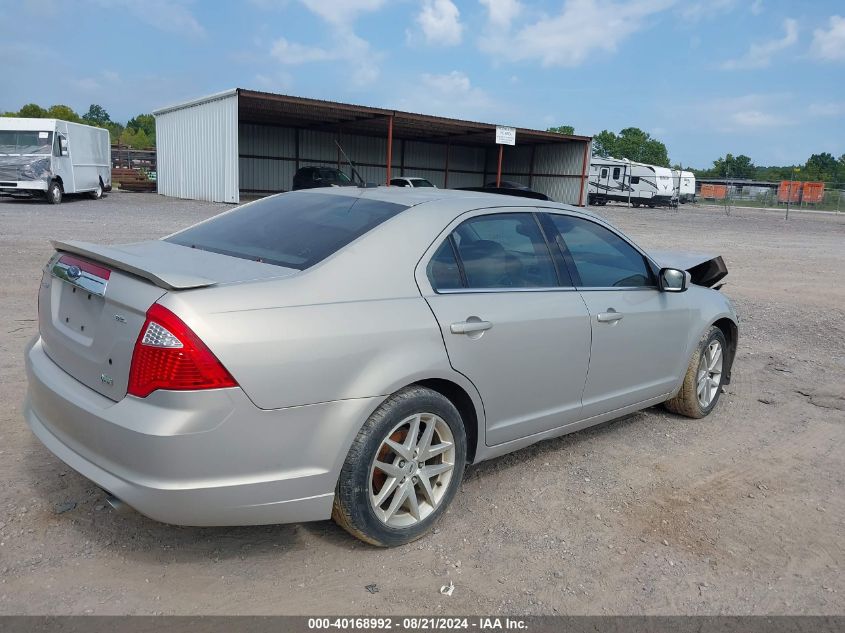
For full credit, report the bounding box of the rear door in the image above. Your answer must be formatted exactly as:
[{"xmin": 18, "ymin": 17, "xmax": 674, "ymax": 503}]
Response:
[
  {"xmin": 418, "ymin": 209, "xmax": 592, "ymax": 446},
  {"xmin": 544, "ymin": 212, "xmax": 691, "ymax": 417}
]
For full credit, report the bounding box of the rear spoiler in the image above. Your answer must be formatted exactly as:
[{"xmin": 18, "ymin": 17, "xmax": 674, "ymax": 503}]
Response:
[
  {"xmin": 51, "ymin": 239, "xmax": 217, "ymax": 290},
  {"xmin": 455, "ymin": 187, "xmax": 552, "ymax": 201}
]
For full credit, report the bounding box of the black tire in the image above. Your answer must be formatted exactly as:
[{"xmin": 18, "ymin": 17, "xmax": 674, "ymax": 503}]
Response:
[
  {"xmin": 332, "ymin": 386, "xmax": 467, "ymax": 547},
  {"xmin": 632, "ymin": 202, "xmax": 641, "ymax": 208},
  {"xmin": 89, "ymin": 181, "xmax": 103, "ymax": 200},
  {"xmin": 664, "ymin": 326, "xmax": 728, "ymax": 418},
  {"xmin": 46, "ymin": 180, "xmax": 63, "ymax": 205}
]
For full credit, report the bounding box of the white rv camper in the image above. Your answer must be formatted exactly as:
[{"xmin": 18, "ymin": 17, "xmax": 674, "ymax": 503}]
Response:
[
  {"xmin": 0, "ymin": 118, "xmax": 111, "ymax": 204},
  {"xmin": 672, "ymin": 169, "xmax": 696, "ymax": 203},
  {"xmin": 588, "ymin": 157, "xmax": 675, "ymax": 207}
]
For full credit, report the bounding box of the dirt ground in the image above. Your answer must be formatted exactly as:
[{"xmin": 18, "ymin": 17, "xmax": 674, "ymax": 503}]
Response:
[{"xmin": 0, "ymin": 192, "xmax": 842, "ymax": 615}]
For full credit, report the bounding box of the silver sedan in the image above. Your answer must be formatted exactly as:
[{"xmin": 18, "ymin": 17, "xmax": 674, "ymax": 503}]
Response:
[{"xmin": 24, "ymin": 188, "xmax": 737, "ymax": 546}]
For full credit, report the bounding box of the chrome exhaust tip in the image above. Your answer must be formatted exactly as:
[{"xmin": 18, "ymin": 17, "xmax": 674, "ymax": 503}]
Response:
[{"xmin": 105, "ymin": 494, "xmax": 129, "ymax": 514}]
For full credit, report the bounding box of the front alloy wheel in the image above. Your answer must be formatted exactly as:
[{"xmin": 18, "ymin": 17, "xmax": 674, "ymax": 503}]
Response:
[
  {"xmin": 664, "ymin": 325, "xmax": 728, "ymax": 418},
  {"xmin": 696, "ymin": 340, "xmax": 723, "ymax": 408},
  {"xmin": 333, "ymin": 386, "xmax": 467, "ymax": 546}
]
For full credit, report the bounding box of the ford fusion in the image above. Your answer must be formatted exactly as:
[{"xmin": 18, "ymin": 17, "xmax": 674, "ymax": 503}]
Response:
[{"xmin": 24, "ymin": 188, "xmax": 737, "ymax": 546}]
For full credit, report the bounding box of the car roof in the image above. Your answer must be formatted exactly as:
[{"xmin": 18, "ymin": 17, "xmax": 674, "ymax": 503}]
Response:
[{"xmin": 283, "ymin": 185, "xmax": 604, "ymax": 223}]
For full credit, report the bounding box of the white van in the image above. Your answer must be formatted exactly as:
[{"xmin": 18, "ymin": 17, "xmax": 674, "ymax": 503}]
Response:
[{"xmin": 0, "ymin": 117, "xmax": 111, "ymax": 204}]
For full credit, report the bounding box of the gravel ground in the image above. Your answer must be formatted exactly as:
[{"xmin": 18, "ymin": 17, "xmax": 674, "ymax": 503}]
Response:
[{"xmin": 0, "ymin": 192, "xmax": 843, "ymax": 615}]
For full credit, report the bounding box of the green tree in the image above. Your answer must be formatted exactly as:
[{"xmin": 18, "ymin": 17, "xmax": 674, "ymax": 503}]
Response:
[
  {"xmin": 120, "ymin": 127, "xmax": 151, "ymax": 149},
  {"xmin": 614, "ymin": 127, "xmax": 670, "ymax": 166},
  {"xmin": 124, "ymin": 113, "xmax": 155, "ymax": 146},
  {"xmin": 18, "ymin": 103, "xmax": 48, "ymax": 118},
  {"xmin": 82, "ymin": 104, "xmax": 111, "ymax": 127},
  {"xmin": 104, "ymin": 121, "xmax": 124, "ymax": 144},
  {"xmin": 592, "ymin": 130, "xmax": 617, "ymax": 158},
  {"xmin": 127, "ymin": 114, "xmax": 155, "ymax": 137},
  {"xmin": 803, "ymin": 152, "xmax": 838, "ymax": 182},
  {"xmin": 710, "ymin": 153, "xmax": 755, "ymax": 179},
  {"xmin": 590, "ymin": 128, "xmax": 669, "ymax": 166},
  {"xmin": 547, "ymin": 125, "xmax": 575, "ymax": 135},
  {"xmin": 46, "ymin": 104, "xmax": 82, "ymax": 123}
]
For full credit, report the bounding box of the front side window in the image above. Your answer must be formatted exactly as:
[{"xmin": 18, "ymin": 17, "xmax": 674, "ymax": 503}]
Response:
[
  {"xmin": 412, "ymin": 179, "xmax": 434, "ymax": 188},
  {"xmin": 612, "ymin": 167, "xmax": 620, "ymax": 179},
  {"xmin": 167, "ymin": 191, "xmax": 407, "ymax": 270},
  {"xmin": 549, "ymin": 215, "xmax": 654, "ymax": 288},
  {"xmin": 631, "ymin": 176, "xmax": 640, "ymax": 185},
  {"xmin": 429, "ymin": 213, "xmax": 559, "ymax": 290}
]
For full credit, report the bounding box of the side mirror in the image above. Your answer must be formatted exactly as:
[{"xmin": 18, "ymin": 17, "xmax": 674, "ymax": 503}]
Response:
[
  {"xmin": 60, "ymin": 137, "xmax": 69, "ymax": 156},
  {"xmin": 659, "ymin": 267, "xmax": 690, "ymax": 292}
]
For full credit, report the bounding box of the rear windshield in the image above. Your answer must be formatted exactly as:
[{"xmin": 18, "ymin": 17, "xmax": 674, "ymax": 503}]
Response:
[{"xmin": 166, "ymin": 191, "xmax": 407, "ymax": 270}]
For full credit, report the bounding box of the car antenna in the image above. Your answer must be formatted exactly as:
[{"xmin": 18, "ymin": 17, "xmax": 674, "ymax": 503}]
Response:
[{"xmin": 334, "ymin": 140, "xmax": 376, "ymax": 188}]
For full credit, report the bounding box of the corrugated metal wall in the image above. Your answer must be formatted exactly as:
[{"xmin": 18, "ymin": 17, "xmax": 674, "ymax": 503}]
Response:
[
  {"xmin": 155, "ymin": 91, "xmax": 239, "ymax": 203},
  {"xmin": 237, "ymin": 122, "xmax": 590, "ymax": 205}
]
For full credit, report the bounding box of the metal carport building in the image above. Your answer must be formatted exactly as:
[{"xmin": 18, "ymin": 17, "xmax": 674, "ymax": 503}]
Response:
[{"xmin": 153, "ymin": 88, "xmax": 592, "ymax": 205}]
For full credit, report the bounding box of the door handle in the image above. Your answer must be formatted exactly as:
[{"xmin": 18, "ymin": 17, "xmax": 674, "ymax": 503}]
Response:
[
  {"xmin": 450, "ymin": 320, "xmax": 493, "ymax": 334},
  {"xmin": 596, "ymin": 310, "xmax": 624, "ymax": 323}
]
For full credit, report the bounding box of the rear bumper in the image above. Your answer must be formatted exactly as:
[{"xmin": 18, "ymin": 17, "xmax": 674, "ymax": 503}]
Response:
[{"xmin": 23, "ymin": 336, "xmax": 381, "ymax": 526}]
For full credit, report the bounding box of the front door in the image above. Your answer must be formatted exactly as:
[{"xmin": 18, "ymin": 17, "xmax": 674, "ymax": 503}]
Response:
[
  {"xmin": 420, "ymin": 210, "xmax": 592, "ymax": 446},
  {"xmin": 545, "ymin": 213, "xmax": 691, "ymax": 417}
]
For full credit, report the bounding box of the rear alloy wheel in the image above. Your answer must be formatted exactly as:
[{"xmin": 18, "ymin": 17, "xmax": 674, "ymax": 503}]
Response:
[
  {"xmin": 333, "ymin": 386, "xmax": 466, "ymax": 546},
  {"xmin": 90, "ymin": 182, "xmax": 103, "ymax": 200},
  {"xmin": 664, "ymin": 326, "xmax": 727, "ymax": 418},
  {"xmin": 46, "ymin": 180, "xmax": 63, "ymax": 204}
]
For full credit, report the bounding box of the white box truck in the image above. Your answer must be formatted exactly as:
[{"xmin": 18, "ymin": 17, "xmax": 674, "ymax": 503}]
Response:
[{"xmin": 0, "ymin": 117, "xmax": 111, "ymax": 204}]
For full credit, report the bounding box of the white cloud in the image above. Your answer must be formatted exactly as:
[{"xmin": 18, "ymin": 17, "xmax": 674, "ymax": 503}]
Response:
[
  {"xmin": 92, "ymin": 0, "xmax": 204, "ymax": 37},
  {"xmin": 269, "ymin": 31, "xmax": 380, "ymax": 86},
  {"xmin": 262, "ymin": 0, "xmax": 385, "ymax": 86},
  {"xmin": 396, "ymin": 71, "xmax": 493, "ymax": 119},
  {"xmin": 299, "ymin": 0, "xmax": 386, "ymax": 24},
  {"xmin": 270, "ymin": 38, "xmax": 335, "ymax": 64},
  {"xmin": 677, "ymin": 0, "xmax": 734, "ymax": 22},
  {"xmin": 810, "ymin": 15, "xmax": 845, "ymax": 62},
  {"xmin": 414, "ymin": 0, "xmax": 463, "ymax": 46},
  {"xmin": 808, "ymin": 102, "xmax": 844, "ymax": 117},
  {"xmin": 695, "ymin": 94, "xmax": 794, "ymax": 132},
  {"xmin": 480, "ymin": 0, "xmax": 675, "ymax": 67},
  {"xmin": 721, "ymin": 18, "xmax": 797, "ymax": 69},
  {"xmin": 479, "ymin": 0, "xmax": 523, "ymax": 28}
]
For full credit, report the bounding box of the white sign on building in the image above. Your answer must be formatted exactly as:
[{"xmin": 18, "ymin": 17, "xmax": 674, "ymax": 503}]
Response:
[{"xmin": 495, "ymin": 126, "xmax": 516, "ymax": 146}]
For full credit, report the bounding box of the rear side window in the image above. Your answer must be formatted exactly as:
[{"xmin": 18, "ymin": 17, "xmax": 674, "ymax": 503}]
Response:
[
  {"xmin": 166, "ymin": 192, "xmax": 407, "ymax": 270},
  {"xmin": 429, "ymin": 213, "xmax": 559, "ymax": 290},
  {"xmin": 613, "ymin": 167, "xmax": 620, "ymax": 179},
  {"xmin": 427, "ymin": 239, "xmax": 463, "ymax": 290}
]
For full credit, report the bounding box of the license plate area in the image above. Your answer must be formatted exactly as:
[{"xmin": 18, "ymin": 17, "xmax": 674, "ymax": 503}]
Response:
[
  {"xmin": 54, "ymin": 280, "xmax": 106, "ymax": 343},
  {"xmin": 50, "ymin": 254, "xmax": 111, "ymax": 344}
]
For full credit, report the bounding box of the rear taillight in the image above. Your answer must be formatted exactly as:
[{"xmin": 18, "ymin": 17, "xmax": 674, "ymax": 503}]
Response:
[{"xmin": 127, "ymin": 303, "xmax": 237, "ymax": 398}]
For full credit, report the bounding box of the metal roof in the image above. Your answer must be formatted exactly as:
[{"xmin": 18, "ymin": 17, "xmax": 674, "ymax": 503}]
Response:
[{"xmin": 224, "ymin": 88, "xmax": 590, "ymax": 147}]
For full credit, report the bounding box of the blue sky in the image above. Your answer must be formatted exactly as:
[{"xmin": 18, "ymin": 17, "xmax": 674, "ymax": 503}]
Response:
[{"xmin": 2, "ymin": 0, "xmax": 843, "ymax": 168}]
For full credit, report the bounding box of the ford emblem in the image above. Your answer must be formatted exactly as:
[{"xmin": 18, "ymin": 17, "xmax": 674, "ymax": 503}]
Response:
[{"xmin": 66, "ymin": 265, "xmax": 82, "ymax": 279}]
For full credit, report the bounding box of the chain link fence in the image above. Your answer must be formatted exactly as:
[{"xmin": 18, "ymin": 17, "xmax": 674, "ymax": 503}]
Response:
[{"xmin": 695, "ymin": 181, "xmax": 844, "ymax": 213}]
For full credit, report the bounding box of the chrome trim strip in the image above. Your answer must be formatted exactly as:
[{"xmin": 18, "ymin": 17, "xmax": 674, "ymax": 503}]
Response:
[
  {"xmin": 434, "ymin": 286, "xmax": 577, "ymax": 295},
  {"xmin": 51, "ymin": 262, "xmax": 108, "ymax": 296}
]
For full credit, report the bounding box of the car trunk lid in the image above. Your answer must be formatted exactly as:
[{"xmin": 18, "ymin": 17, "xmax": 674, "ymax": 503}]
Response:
[{"xmin": 39, "ymin": 240, "xmax": 296, "ymax": 401}]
